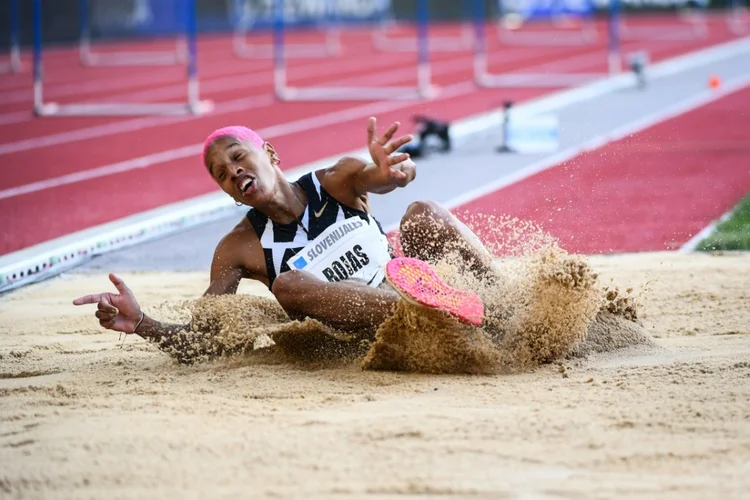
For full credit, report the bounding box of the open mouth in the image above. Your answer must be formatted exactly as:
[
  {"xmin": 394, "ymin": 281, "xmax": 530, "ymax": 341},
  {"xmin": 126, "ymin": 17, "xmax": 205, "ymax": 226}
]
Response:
[{"xmin": 239, "ymin": 177, "xmax": 255, "ymax": 195}]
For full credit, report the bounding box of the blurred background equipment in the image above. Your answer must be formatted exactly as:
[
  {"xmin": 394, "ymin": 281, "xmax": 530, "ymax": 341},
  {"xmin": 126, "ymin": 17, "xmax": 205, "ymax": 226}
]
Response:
[
  {"xmin": 373, "ymin": 0, "xmax": 473, "ymax": 52},
  {"xmin": 273, "ymin": 0, "xmax": 437, "ymax": 101},
  {"xmin": 78, "ymin": 0, "xmax": 187, "ymax": 66},
  {"xmin": 728, "ymin": 0, "xmax": 750, "ymax": 34},
  {"xmin": 397, "ymin": 114, "xmax": 452, "ymax": 158},
  {"xmin": 231, "ymin": 0, "xmax": 342, "ymax": 58},
  {"xmin": 474, "ymin": 0, "xmax": 622, "ymax": 89},
  {"xmin": 496, "ymin": 0, "xmax": 599, "ymax": 45},
  {"xmin": 0, "ymin": 0, "xmax": 21, "ymax": 73},
  {"xmin": 31, "ymin": 0, "xmax": 213, "ymax": 116},
  {"xmin": 618, "ymin": 0, "xmax": 709, "ymax": 40},
  {"xmin": 496, "ymin": 100, "xmax": 560, "ymax": 154},
  {"xmin": 628, "ymin": 50, "xmax": 649, "ymax": 89}
]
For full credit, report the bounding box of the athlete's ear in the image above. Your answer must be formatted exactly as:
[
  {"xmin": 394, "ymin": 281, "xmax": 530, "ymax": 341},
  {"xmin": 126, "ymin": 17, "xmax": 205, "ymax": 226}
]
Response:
[{"xmin": 264, "ymin": 142, "xmax": 280, "ymax": 166}]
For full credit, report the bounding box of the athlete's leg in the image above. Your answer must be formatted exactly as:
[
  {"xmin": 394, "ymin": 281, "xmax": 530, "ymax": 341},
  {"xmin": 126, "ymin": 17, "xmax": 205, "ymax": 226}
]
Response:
[
  {"xmin": 399, "ymin": 201, "xmax": 498, "ymax": 279},
  {"xmin": 272, "ymin": 270, "xmax": 400, "ymax": 333}
]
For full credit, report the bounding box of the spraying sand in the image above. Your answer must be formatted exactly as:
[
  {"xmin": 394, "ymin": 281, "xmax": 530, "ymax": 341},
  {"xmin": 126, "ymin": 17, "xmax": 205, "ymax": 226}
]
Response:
[{"xmin": 1, "ymin": 250, "xmax": 749, "ymax": 498}]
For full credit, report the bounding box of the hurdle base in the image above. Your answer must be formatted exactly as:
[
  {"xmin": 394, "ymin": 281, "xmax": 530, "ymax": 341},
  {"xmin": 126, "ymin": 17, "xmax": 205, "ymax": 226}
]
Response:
[
  {"xmin": 34, "ymin": 100, "xmax": 214, "ymax": 117},
  {"xmin": 80, "ymin": 50, "xmax": 187, "ymax": 67},
  {"xmin": 0, "ymin": 60, "xmax": 22, "ymax": 74},
  {"xmin": 275, "ymin": 85, "xmax": 439, "ymax": 102},
  {"xmin": 475, "ymin": 72, "xmax": 605, "ymax": 89},
  {"xmin": 0, "ymin": 54, "xmax": 22, "ymax": 74}
]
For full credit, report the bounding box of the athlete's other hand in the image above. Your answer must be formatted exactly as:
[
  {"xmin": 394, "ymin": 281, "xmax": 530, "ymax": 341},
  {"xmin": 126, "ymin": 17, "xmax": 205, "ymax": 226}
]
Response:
[
  {"xmin": 73, "ymin": 273, "xmax": 143, "ymax": 334},
  {"xmin": 366, "ymin": 116, "xmax": 414, "ymax": 185}
]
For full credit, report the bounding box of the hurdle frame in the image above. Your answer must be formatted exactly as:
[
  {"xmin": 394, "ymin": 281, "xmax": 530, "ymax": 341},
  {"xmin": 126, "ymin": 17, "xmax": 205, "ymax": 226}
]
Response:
[
  {"xmin": 78, "ymin": 0, "xmax": 187, "ymax": 67},
  {"xmin": 32, "ymin": 0, "xmax": 213, "ymax": 117},
  {"xmin": 618, "ymin": 3, "xmax": 709, "ymax": 41},
  {"xmin": 728, "ymin": 0, "xmax": 750, "ymax": 34},
  {"xmin": 473, "ymin": 0, "xmax": 622, "ymax": 89},
  {"xmin": 232, "ymin": 0, "xmax": 341, "ymax": 59},
  {"xmin": 495, "ymin": 0, "xmax": 599, "ymax": 46},
  {"xmin": 274, "ymin": 0, "xmax": 437, "ymax": 101},
  {"xmin": 1, "ymin": 0, "xmax": 22, "ymax": 74},
  {"xmin": 372, "ymin": 2, "xmax": 474, "ymax": 53}
]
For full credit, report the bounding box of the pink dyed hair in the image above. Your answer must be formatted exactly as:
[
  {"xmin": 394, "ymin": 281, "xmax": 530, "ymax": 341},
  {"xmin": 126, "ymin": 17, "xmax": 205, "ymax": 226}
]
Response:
[{"xmin": 202, "ymin": 126, "xmax": 265, "ymax": 166}]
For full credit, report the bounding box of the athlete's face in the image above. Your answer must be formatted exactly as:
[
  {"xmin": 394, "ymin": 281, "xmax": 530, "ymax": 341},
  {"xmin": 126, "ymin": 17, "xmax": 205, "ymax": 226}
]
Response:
[{"xmin": 204, "ymin": 135, "xmax": 280, "ymax": 205}]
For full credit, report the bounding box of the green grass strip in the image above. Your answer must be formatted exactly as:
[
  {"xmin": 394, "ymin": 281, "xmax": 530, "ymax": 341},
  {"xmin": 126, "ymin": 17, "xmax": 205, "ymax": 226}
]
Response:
[{"xmin": 697, "ymin": 192, "xmax": 750, "ymax": 251}]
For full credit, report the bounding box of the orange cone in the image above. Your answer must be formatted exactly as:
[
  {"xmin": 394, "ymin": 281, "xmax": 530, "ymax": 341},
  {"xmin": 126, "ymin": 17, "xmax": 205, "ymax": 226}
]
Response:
[{"xmin": 709, "ymin": 75, "xmax": 721, "ymax": 90}]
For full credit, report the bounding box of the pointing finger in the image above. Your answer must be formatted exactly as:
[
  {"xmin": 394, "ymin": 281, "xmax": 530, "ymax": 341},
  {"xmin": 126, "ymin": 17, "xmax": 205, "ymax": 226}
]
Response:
[{"xmin": 73, "ymin": 293, "xmax": 106, "ymax": 306}]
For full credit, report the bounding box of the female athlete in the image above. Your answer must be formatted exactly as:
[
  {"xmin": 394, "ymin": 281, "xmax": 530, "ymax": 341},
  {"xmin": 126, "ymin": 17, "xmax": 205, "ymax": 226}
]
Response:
[{"xmin": 73, "ymin": 117, "xmax": 498, "ymax": 342}]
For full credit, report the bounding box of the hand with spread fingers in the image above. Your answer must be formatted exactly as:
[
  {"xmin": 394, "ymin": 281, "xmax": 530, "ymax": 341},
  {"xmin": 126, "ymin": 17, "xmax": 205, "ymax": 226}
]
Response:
[
  {"xmin": 73, "ymin": 273, "xmax": 144, "ymax": 334},
  {"xmin": 366, "ymin": 116, "xmax": 415, "ymax": 187}
]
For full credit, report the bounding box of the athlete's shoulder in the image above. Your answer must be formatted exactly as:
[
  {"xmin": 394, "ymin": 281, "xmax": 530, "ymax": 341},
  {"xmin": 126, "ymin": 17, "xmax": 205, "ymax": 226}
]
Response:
[
  {"xmin": 225, "ymin": 216, "xmax": 258, "ymax": 244},
  {"xmin": 211, "ymin": 216, "xmax": 266, "ymax": 277},
  {"xmin": 214, "ymin": 217, "xmax": 259, "ymax": 260}
]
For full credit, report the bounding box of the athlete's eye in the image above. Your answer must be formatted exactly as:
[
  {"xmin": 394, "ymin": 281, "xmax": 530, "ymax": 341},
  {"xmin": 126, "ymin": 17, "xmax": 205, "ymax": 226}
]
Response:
[{"xmin": 234, "ymin": 153, "xmax": 244, "ymax": 162}]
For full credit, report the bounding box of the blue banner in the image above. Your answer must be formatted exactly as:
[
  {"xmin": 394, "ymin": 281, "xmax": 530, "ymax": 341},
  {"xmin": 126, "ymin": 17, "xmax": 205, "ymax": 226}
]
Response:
[{"xmin": 499, "ymin": 0, "xmax": 595, "ymax": 19}]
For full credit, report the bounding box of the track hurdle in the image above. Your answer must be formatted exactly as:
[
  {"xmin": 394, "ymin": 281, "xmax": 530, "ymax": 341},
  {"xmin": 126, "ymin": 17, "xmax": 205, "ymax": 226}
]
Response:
[
  {"xmin": 78, "ymin": 0, "xmax": 186, "ymax": 66},
  {"xmin": 32, "ymin": 0, "xmax": 212, "ymax": 117},
  {"xmin": 1, "ymin": 0, "xmax": 22, "ymax": 74},
  {"xmin": 372, "ymin": 1, "xmax": 474, "ymax": 53},
  {"xmin": 495, "ymin": 0, "xmax": 599, "ymax": 46},
  {"xmin": 728, "ymin": 0, "xmax": 750, "ymax": 34},
  {"xmin": 274, "ymin": 0, "xmax": 436, "ymax": 101},
  {"xmin": 232, "ymin": 0, "xmax": 341, "ymax": 58},
  {"xmin": 618, "ymin": 1, "xmax": 708, "ymax": 41},
  {"xmin": 474, "ymin": 0, "xmax": 621, "ymax": 89}
]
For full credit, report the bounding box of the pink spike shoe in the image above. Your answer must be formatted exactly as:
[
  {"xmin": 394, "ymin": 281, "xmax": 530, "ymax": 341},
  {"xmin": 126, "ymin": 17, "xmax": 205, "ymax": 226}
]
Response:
[{"xmin": 385, "ymin": 257, "xmax": 485, "ymax": 326}]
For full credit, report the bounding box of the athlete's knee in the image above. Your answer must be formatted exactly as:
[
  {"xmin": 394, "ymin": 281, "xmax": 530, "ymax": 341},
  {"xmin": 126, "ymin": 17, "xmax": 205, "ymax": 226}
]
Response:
[
  {"xmin": 404, "ymin": 200, "xmax": 438, "ymax": 219},
  {"xmin": 402, "ymin": 200, "xmax": 446, "ymax": 226},
  {"xmin": 401, "ymin": 200, "xmax": 452, "ymax": 233}
]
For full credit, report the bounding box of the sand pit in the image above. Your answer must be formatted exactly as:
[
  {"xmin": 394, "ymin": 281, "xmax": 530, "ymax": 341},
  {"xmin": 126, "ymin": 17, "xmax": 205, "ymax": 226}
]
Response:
[{"xmin": 1, "ymin": 251, "xmax": 750, "ymax": 498}]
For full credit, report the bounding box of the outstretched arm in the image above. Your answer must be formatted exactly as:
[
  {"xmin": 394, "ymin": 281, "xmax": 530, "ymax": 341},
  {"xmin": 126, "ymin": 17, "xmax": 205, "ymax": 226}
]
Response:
[{"xmin": 72, "ymin": 233, "xmax": 248, "ymax": 345}]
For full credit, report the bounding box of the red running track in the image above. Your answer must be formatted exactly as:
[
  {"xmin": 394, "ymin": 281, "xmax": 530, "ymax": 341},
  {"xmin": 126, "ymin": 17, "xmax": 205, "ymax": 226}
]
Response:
[
  {"xmin": 0, "ymin": 16, "xmax": 742, "ymax": 255},
  {"xmin": 456, "ymin": 84, "xmax": 750, "ymax": 254}
]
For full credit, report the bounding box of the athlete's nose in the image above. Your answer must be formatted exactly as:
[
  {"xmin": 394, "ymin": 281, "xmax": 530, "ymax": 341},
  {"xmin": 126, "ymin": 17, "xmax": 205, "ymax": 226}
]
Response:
[{"xmin": 229, "ymin": 163, "xmax": 245, "ymax": 179}]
